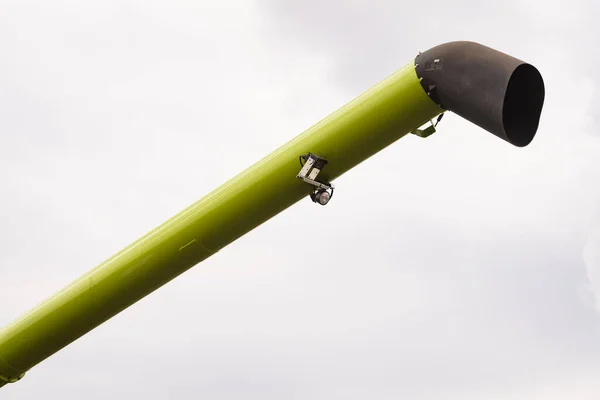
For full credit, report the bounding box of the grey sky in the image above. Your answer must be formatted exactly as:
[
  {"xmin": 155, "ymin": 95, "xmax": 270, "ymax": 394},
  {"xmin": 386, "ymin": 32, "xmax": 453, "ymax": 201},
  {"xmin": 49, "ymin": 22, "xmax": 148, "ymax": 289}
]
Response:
[{"xmin": 1, "ymin": 1, "xmax": 600, "ymax": 399}]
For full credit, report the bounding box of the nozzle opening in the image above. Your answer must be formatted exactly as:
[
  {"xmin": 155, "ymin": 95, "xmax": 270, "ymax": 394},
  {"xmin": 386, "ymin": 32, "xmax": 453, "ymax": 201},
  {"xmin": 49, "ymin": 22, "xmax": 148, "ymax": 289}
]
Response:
[{"xmin": 503, "ymin": 64, "xmax": 545, "ymax": 147}]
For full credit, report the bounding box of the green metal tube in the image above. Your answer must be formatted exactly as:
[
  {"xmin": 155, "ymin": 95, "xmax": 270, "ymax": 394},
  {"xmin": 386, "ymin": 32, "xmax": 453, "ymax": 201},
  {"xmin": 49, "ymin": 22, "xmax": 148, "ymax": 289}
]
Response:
[
  {"xmin": 0, "ymin": 61, "xmax": 442, "ymax": 386},
  {"xmin": 0, "ymin": 40, "xmax": 547, "ymax": 388}
]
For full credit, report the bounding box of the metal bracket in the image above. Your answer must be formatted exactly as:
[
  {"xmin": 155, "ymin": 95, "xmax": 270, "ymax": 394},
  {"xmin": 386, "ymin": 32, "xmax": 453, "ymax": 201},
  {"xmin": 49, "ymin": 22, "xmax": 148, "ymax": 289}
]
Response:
[
  {"xmin": 411, "ymin": 113, "xmax": 444, "ymax": 138},
  {"xmin": 297, "ymin": 153, "xmax": 335, "ymax": 205}
]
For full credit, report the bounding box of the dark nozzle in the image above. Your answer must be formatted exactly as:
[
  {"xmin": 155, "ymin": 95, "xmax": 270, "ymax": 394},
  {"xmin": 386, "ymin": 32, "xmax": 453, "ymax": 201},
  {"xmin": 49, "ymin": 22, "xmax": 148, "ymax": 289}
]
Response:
[{"xmin": 416, "ymin": 41, "xmax": 545, "ymax": 147}]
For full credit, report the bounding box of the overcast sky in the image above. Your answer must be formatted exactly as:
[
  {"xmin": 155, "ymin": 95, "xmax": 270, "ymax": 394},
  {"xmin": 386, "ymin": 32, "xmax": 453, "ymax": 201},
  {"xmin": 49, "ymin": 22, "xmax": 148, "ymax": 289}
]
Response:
[{"xmin": 1, "ymin": 1, "xmax": 600, "ymax": 399}]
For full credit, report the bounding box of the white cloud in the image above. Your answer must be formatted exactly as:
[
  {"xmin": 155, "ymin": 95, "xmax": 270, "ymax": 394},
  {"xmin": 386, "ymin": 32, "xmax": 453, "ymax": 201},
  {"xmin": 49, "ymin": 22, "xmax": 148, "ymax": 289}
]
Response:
[
  {"xmin": 2, "ymin": 1, "xmax": 600, "ymax": 399},
  {"xmin": 584, "ymin": 221, "xmax": 600, "ymax": 309}
]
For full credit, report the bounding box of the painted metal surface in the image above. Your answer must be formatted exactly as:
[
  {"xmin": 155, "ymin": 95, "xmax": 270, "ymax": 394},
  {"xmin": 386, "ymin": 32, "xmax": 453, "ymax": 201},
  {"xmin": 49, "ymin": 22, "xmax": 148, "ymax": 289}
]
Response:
[
  {"xmin": 0, "ymin": 60, "xmax": 442, "ymax": 385},
  {"xmin": 416, "ymin": 41, "xmax": 545, "ymax": 147}
]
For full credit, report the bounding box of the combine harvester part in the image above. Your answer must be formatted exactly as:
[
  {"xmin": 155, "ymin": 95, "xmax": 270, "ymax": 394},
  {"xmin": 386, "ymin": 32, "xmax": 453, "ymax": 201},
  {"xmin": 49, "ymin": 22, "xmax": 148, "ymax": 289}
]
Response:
[{"xmin": 0, "ymin": 41, "xmax": 544, "ymax": 389}]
